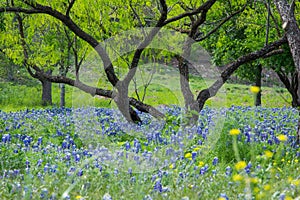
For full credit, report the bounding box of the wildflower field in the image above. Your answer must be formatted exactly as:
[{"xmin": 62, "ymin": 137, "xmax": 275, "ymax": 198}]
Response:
[{"xmin": 0, "ymin": 106, "xmax": 299, "ymax": 199}]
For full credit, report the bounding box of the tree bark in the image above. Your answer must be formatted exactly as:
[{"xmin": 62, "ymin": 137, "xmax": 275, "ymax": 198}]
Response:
[
  {"xmin": 40, "ymin": 70, "xmax": 52, "ymax": 106},
  {"xmin": 274, "ymin": 0, "xmax": 300, "ymax": 143},
  {"xmin": 60, "ymin": 83, "xmax": 65, "ymax": 108},
  {"xmin": 255, "ymin": 64, "xmax": 262, "ymax": 106}
]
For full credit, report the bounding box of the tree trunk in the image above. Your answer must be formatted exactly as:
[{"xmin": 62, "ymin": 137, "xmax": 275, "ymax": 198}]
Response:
[
  {"xmin": 177, "ymin": 56, "xmax": 199, "ymax": 114},
  {"xmin": 297, "ymin": 72, "xmax": 300, "ymax": 143},
  {"xmin": 274, "ymin": 0, "xmax": 300, "ymax": 143},
  {"xmin": 41, "ymin": 70, "xmax": 52, "ymax": 106},
  {"xmin": 178, "ymin": 57, "xmax": 199, "ymax": 123},
  {"xmin": 59, "ymin": 67, "xmax": 67, "ymax": 108},
  {"xmin": 60, "ymin": 83, "xmax": 65, "ymax": 108},
  {"xmin": 255, "ymin": 64, "xmax": 262, "ymax": 106}
]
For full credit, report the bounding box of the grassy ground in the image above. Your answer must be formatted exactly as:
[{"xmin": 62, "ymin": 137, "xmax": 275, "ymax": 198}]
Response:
[{"xmin": 0, "ymin": 72, "xmax": 292, "ymax": 112}]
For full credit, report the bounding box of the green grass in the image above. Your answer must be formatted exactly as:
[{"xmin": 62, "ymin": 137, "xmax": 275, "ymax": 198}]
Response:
[{"xmin": 0, "ymin": 73, "xmax": 292, "ymax": 112}]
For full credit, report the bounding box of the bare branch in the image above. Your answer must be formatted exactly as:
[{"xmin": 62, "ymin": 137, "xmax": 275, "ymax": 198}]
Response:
[
  {"xmin": 129, "ymin": 1, "xmax": 144, "ymax": 28},
  {"xmin": 163, "ymin": 0, "xmax": 216, "ymax": 25},
  {"xmin": 66, "ymin": 0, "xmax": 75, "ymax": 17},
  {"xmin": 196, "ymin": 3, "xmax": 247, "ymax": 42},
  {"xmin": 122, "ymin": 0, "xmax": 168, "ymax": 85},
  {"xmin": 0, "ymin": 7, "xmax": 40, "ymax": 14},
  {"xmin": 262, "ymin": 49, "xmax": 284, "ymax": 57}
]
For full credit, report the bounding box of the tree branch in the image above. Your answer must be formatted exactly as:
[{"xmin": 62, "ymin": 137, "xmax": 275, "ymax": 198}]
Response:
[
  {"xmin": 163, "ymin": 0, "xmax": 216, "ymax": 25},
  {"xmin": 122, "ymin": 0, "xmax": 168, "ymax": 85},
  {"xmin": 11, "ymin": 0, "xmax": 119, "ymax": 86},
  {"xmin": 66, "ymin": 0, "xmax": 75, "ymax": 17},
  {"xmin": 0, "ymin": 7, "xmax": 41, "ymax": 14},
  {"xmin": 30, "ymin": 67, "xmax": 164, "ymax": 119},
  {"xmin": 195, "ymin": 3, "xmax": 247, "ymax": 42},
  {"xmin": 196, "ymin": 36, "xmax": 287, "ymax": 110}
]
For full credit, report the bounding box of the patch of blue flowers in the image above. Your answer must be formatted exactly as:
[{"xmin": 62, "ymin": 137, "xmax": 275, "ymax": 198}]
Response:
[{"xmin": 0, "ymin": 106, "xmax": 299, "ymax": 199}]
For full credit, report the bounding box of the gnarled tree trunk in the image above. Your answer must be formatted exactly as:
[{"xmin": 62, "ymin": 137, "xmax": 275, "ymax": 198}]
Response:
[{"xmin": 274, "ymin": 0, "xmax": 300, "ymax": 143}]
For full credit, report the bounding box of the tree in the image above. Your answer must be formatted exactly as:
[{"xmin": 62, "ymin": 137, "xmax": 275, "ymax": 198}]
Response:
[
  {"xmin": 0, "ymin": 0, "xmax": 287, "ymax": 124},
  {"xmin": 0, "ymin": 0, "xmax": 167, "ymax": 122},
  {"xmin": 274, "ymin": 0, "xmax": 300, "ymax": 142}
]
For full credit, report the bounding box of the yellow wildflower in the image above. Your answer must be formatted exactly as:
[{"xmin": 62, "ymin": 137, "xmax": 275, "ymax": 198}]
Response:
[
  {"xmin": 263, "ymin": 184, "xmax": 271, "ymax": 191},
  {"xmin": 277, "ymin": 167, "xmax": 283, "ymax": 172},
  {"xmin": 256, "ymin": 193, "xmax": 266, "ymax": 200},
  {"xmin": 235, "ymin": 161, "xmax": 247, "ymax": 170},
  {"xmin": 291, "ymin": 179, "xmax": 300, "ymax": 186},
  {"xmin": 253, "ymin": 187, "xmax": 260, "ymax": 193},
  {"xmin": 285, "ymin": 196, "xmax": 293, "ymax": 200},
  {"xmin": 264, "ymin": 150, "xmax": 273, "ymax": 158},
  {"xmin": 250, "ymin": 177, "xmax": 259, "ymax": 184},
  {"xmin": 184, "ymin": 153, "xmax": 192, "ymax": 160},
  {"xmin": 188, "ymin": 184, "xmax": 194, "ymax": 189},
  {"xmin": 169, "ymin": 164, "xmax": 174, "ymax": 169},
  {"xmin": 218, "ymin": 198, "xmax": 226, "ymax": 200},
  {"xmin": 76, "ymin": 196, "xmax": 83, "ymax": 199},
  {"xmin": 250, "ymin": 86, "xmax": 260, "ymax": 94},
  {"xmin": 198, "ymin": 161, "xmax": 205, "ymax": 167},
  {"xmin": 193, "ymin": 147, "xmax": 201, "ymax": 151},
  {"xmin": 229, "ymin": 129, "xmax": 241, "ymax": 136},
  {"xmin": 233, "ymin": 174, "xmax": 243, "ymax": 182},
  {"xmin": 277, "ymin": 134, "xmax": 287, "ymax": 142}
]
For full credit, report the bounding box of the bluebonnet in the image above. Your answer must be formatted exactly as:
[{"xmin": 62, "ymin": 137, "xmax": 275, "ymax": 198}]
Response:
[
  {"xmin": 212, "ymin": 157, "xmax": 219, "ymax": 165},
  {"xmin": 220, "ymin": 193, "xmax": 229, "ymax": 200},
  {"xmin": 153, "ymin": 179, "xmax": 162, "ymax": 192}
]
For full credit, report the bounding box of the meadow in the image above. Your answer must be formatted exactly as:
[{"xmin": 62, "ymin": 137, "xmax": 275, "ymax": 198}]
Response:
[
  {"xmin": 0, "ymin": 105, "xmax": 299, "ymax": 199},
  {"xmin": 0, "ymin": 74, "xmax": 299, "ymax": 199}
]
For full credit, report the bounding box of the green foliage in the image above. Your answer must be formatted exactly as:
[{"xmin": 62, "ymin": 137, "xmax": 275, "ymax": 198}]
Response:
[{"xmin": 200, "ymin": 1, "xmax": 299, "ymax": 83}]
